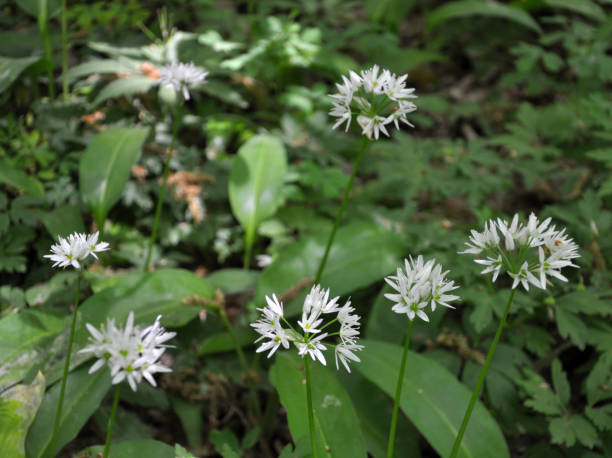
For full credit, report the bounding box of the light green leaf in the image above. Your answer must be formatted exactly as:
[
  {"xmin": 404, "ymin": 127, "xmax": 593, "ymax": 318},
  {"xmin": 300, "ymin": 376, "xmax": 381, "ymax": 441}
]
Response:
[
  {"xmin": 0, "ymin": 55, "xmax": 41, "ymax": 93},
  {"xmin": 92, "ymin": 75, "xmax": 157, "ymax": 106},
  {"xmin": 36, "ymin": 204, "xmax": 85, "ymax": 239},
  {"xmin": 79, "ymin": 126, "xmax": 148, "ymax": 230},
  {"xmin": 269, "ymin": 352, "xmax": 368, "ymax": 458},
  {"xmin": 356, "ymin": 339, "xmax": 509, "ymax": 458},
  {"xmin": 551, "ymin": 359, "xmax": 570, "ymax": 407},
  {"xmin": 210, "ymin": 429, "xmax": 241, "ymax": 458},
  {"xmin": 0, "ymin": 372, "xmax": 45, "ymax": 458},
  {"xmin": 0, "ymin": 163, "xmax": 44, "ymax": 197},
  {"xmin": 229, "ymin": 134, "xmax": 288, "ymax": 262},
  {"xmin": 175, "ymin": 443, "xmax": 197, "ymax": 458},
  {"xmin": 45, "ymin": 269, "xmax": 213, "ymax": 385},
  {"xmin": 543, "ymin": 0, "xmax": 606, "ymax": 22},
  {"xmin": 64, "ymin": 59, "xmax": 138, "ymax": 84},
  {"xmin": 254, "ymin": 223, "xmax": 401, "ymax": 317},
  {"xmin": 25, "ymin": 366, "xmax": 111, "ymax": 458},
  {"xmin": 0, "ymin": 311, "xmax": 64, "ymax": 393},
  {"xmin": 427, "ymin": 1, "xmax": 541, "ymax": 33},
  {"xmin": 80, "ymin": 439, "xmax": 175, "ymax": 458}
]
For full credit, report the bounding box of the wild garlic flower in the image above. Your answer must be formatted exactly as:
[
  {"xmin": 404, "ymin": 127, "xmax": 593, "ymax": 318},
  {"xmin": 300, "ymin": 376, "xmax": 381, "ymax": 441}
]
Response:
[
  {"xmin": 44, "ymin": 231, "xmax": 109, "ymax": 269},
  {"xmin": 79, "ymin": 312, "xmax": 175, "ymax": 391},
  {"xmin": 250, "ymin": 285, "xmax": 363, "ymax": 372},
  {"xmin": 460, "ymin": 213, "xmax": 580, "ymax": 291},
  {"xmin": 384, "ymin": 256, "xmax": 460, "ymax": 323},
  {"xmin": 329, "ymin": 65, "xmax": 417, "ymax": 140},
  {"xmin": 158, "ymin": 61, "xmax": 208, "ymax": 101}
]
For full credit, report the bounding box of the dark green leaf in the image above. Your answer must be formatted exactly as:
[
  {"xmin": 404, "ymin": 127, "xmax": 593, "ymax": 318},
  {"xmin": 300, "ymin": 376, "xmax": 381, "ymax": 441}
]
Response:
[
  {"xmin": 92, "ymin": 76, "xmax": 158, "ymax": 106},
  {"xmin": 551, "ymin": 359, "xmax": 570, "ymax": 407},
  {"xmin": 0, "ymin": 56, "xmax": 41, "ymax": 93},
  {"xmin": 80, "ymin": 439, "xmax": 175, "ymax": 458},
  {"xmin": 0, "ymin": 163, "xmax": 44, "ymax": 197}
]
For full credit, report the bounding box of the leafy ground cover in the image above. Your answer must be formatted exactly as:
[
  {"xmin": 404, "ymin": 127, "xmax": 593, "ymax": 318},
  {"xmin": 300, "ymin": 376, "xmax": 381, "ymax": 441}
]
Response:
[{"xmin": 1, "ymin": 0, "xmax": 611, "ymax": 457}]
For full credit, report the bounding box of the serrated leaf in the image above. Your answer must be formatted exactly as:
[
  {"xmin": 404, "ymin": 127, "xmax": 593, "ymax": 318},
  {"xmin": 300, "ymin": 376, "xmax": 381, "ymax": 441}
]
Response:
[
  {"xmin": 550, "ymin": 415, "xmax": 597, "ymax": 449},
  {"xmin": 79, "ymin": 126, "xmax": 148, "ymax": 230},
  {"xmin": 426, "ymin": 1, "xmax": 541, "ymax": 33},
  {"xmin": 585, "ymin": 351, "xmax": 612, "ymax": 405},
  {"xmin": 586, "ymin": 405, "xmax": 612, "ymax": 432},
  {"xmin": 519, "ymin": 369, "xmax": 563, "ymax": 416},
  {"xmin": 555, "ymin": 308, "xmax": 588, "ymax": 350},
  {"xmin": 92, "ymin": 76, "xmax": 157, "ymax": 106}
]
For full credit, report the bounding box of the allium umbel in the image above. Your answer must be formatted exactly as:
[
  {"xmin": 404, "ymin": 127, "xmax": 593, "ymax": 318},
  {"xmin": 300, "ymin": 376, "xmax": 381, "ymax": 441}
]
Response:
[
  {"xmin": 79, "ymin": 312, "xmax": 175, "ymax": 391},
  {"xmin": 44, "ymin": 231, "xmax": 109, "ymax": 269},
  {"xmin": 384, "ymin": 256, "xmax": 460, "ymax": 322},
  {"xmin": 329, "ymin": 65, "xmax": 417, "ymax": 139},
  {"xmin": 251, "ymin": 285, "xmax": 363, "ymax": 372},
  {"xmin": 158, "ymin": 61, "xmax": 208, "ymax": 101},
  {"xmin": 460, "ymin": 213, "xmax": 580, "ymax": 290}
]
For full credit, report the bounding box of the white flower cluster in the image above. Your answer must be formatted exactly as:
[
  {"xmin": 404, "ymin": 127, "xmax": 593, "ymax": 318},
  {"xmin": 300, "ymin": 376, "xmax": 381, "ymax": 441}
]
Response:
[
  {"xmin": 460, "ymin": 213, "xmax": 580, "ymax": 290},
  {"xmin": 385, "ymin": 256, "xmax": 460, "ymax": 322},
  {"xmin": 159, "ymin": 61, "xmax": 209, "ymax": 101},
  {"xmin": 80, "ymin": 312, "xmax": 175, "ymax": 391},
  {"xmin": 329, "ymin": 65, "xmax": 417, "ymax": 140},
  {"xmin": 44, "ymin": 231, "xmax": 109, "ymax": 269},
  {"xmin": 251, "ymin": 284, "xmax": 363, "ymax": 372}
]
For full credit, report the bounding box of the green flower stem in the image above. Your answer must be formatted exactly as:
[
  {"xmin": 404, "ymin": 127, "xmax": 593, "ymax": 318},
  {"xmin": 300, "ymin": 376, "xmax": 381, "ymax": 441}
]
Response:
[
  {"xmin": 304, "ymin": 356, "xmax": 318, "ymax": 458},
  {"xmin": 103, "ymin": 384, "xmax": 121, "ymax": 458},
  {"xmin": 48, "ymin": 271, "xmax": 81, "ymax": 457},
  {"xmin": 144, "ymin": 104, "xmax": 183, "ymax": 271},
  {"xmin": 314, "ymin": 137, "xmax": 369, "ymax": 283},
  {"xmin": 38, "ymin": 0, "xmax": 54, "ymax": 101},
  {"xmin": 449, "ymin": 288, "xmax": 517, "ymax": 458},
  {"xmin": 243, "ymin": 222, "xmax": 255, "ymax": 270},
  {"xmin": 386, "ymin": 319, "xmax": 414, "ymax": 458},
  {"xmin": 61, "ymin": 0, "xmax": 68, "ymax": 102}
]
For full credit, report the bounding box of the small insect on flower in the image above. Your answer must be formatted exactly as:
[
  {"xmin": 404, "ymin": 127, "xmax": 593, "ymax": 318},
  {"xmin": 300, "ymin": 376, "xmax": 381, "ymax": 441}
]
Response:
[
  {"xmin": 329, "ymin": 65, "xmax": 417, "ymax": 140},
  {"xmin": 459, "ymin": 213, "xmax": 580, "ymax": 291},
  {"xmin": 79, "ymin": 312, "xmax": 175, "ymax": 391},
  {"xmin": 384, "ymin": 256, "xmax": 460, "ymax": 322},
  {"xmin": 158, "ymin": 61, "xmax": 209, "ymax": 101},
  {"xmin": 250, "ymin": 284, "xmax": 364, "ymax": 372},
  {"xmin": 44, "ymin": 231, "xmax": 109, "ymax": 269}
]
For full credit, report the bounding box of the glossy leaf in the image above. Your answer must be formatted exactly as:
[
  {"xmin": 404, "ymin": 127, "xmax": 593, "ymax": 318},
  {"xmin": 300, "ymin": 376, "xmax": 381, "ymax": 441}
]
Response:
[
  {"xmin": 45, "ymin": 269, "xmax": 214, "ymax": 384},
  {"xmin": 25, "ymin": 366, "xmax": 111, "ymax": 458},
  {"xmin": 79, "ymin": 126, "xmax": 148, "ymax": 229},
  {"xmin": 80, "ymin": 439, "xmax": 175, "ymax": 458},
  {"xmin": 0, "ymin": 311, "xmax": 64, "ymax": 393},
  {"xmin": 228, "ymin": 135, "xmax": 288, "ymax": 262},
  {"xmin": 427, "ymin": 1, "xmax": 541, "ymax": 33},
  {"xmin": 356, "ymin": 339, "xmax": 509, "ymax": 458},
  {"xmin": 269, "ymin": 352, "xmax": 368, "ymax": 458},
  {"xmin": 93, "ymin": 75, "xmax": 158, "ymax": 106},
  {"xmin": 0, "ymin": 55, "xmax": 41, "ymax": 93},
  {"xmin": 254, "ymin": 223, "xmax": 401, "ymax": 316},
  {"xmin": 0, "ymin": 372, "xmax": 45, "ymax": 458}
]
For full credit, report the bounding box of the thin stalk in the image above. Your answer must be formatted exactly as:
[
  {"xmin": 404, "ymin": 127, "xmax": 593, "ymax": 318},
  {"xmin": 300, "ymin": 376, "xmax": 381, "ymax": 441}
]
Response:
[
  {"xmin": 243, "ymin": 223, "xmax": 255, "ymax": 270},
  {"xmin": 48, "ymin": 272, "xmax": 81, "ymax": 457},
  {"xmin": 314, "ymin": 138, "xmax": 368, "ymax": 283},
  {"xmin": 304, "ymin": 356, "xmax": 318, "ymax": 458},
  {"xmin": 386, "ymin": 319, "xmax": 414, "ymax": 458},
  {"xmin": 61, "ymin": 0, "xmax": 68, "ymax": 102},
  {"xmin": 144, "ymin": 104, "xmax": 182, "ymax": 271},
  {"xmin": 449, "ymin": 288, "xmax": 517, "ymax": 458},
  {"xmin": 103, "ymin": 384, "xmax": 121, "ymax": 458}
]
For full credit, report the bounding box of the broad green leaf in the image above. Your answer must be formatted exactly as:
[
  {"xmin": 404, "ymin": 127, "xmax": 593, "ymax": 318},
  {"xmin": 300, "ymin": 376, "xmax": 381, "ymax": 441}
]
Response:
[
  {"xmin": 175, "ymin": 443, "xmax": 197, "ymax": 458},
  {"xmin": 80, "ymin": 439, "xmax": 175, "ymax": 458},
  {"xmin": 0, "ymin": 163, "xmax": 44, "ymax": 197},
  {"xmin": 426, "ymin": 1, "xmax": 541, "ymax": 33},
  {"xmin": 14, "ymin": 0, "xmax": 61, "ymax": 18},
  {"xmin": 254, "ymin": 223, "xmax": 401, "ymax": 316},
  {"xmin": 25, "ymin": 365, "xmax": 111, "ymax": 458},
  {"xmin": 36, "ymin": 204, "xmax": 85, "ymax": 239},
  {"xmin": 79, "ymin": 126, "xmax": 148, "ymax": 229},
  {"xmin": 0, "ymin": 311, "xmax": 64, "ymax": 393},
  {"xmin": 228, "ymin": 135, "xmax": 288, "ymax": 260},
  {"xmin": 207, "ymin": 269, "xmax": 259, "ymax": 294},
  {"xmin": 92, "ymin": 75, "xmax": 158, "ymax": 106},
  {"xmin": 0, "ymin": 55, "xmax": 41, "ymax": 93},
  {"xmin": 269, "ymin": 352, "xmax": 368, "ymax": 458},
  {"xmin": 64, "ymin": 59, "xmax": 139, "ymax": 83},
  {"xmin": 210, "ymin": 429, "xmax": 241, "ymax": 458},
  {"xmin": 45, "ymin": 269, "xmax": 213, "ymax": 384},
  {"xmin": 543, "ymin": 0, "xmax": 606, "ymax": 22},
  {"xmin": 171, "ymin": 396, "xmax": 203, "ymax": 450},
  {"xmin": 0, "ymin": 372, "xmax": 45, "ymax": 458},
  {"xmin": 198, "ymin": 326, "xmax": 256, "ymax": 355},
  {"xmin": 356, "ymin": 339, "xmax": 509, "ymax": 458}
]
